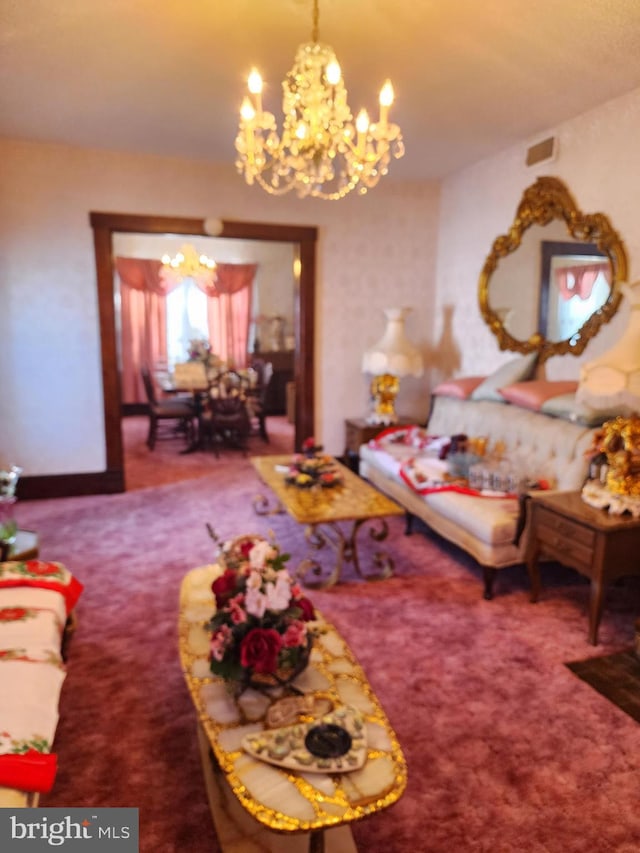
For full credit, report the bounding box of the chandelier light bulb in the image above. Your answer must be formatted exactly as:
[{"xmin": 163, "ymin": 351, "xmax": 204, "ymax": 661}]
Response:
[
  {"xmin": 379, "ymin": 80, "xmax": 394, "ymax": 108},
  {"xmin": 325, "ymin": 60, "xmax": 341, "ymax": 85},
  {"xmin": 233, "ymin": 0, "xmax": 404, "ymax": 200},
  {"xmin": 355, "ymin": 109, "xmax": 370, "ymax": 134},
  {"xmin": 248, "ymin": 68, "xmax": 263, "ymax": 95},
  {"xmin": 240, "ymin": 97, "xmax": 256, "ymax": 122}
]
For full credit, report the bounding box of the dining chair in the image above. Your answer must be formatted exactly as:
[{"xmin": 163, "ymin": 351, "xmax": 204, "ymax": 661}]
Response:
[
  {"xmin": 247, "ymin": 360, "xmax": 274, "ymax": 442},
  {"xmin": 201, "ymin": 375, "xmax": 251, "ymax": 456},
  {"xmin": 140, "ymin": 366, "xmax": 195, "ymax": 450}
]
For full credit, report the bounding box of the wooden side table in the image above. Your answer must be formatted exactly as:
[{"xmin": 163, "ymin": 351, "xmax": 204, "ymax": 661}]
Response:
[
  {"xmin": 344, "ymin": 417, "xmax": 416, "ymax": 472},
  {"xmin": 1, "ymin": 529, "xmax": 39, "ymax": 562},
  {"xmin": 525, "ymin": 491, "xmax": 640, "ymax": 645}
]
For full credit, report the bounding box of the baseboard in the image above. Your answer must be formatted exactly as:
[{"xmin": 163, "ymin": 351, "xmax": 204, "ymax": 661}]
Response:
[{"xmin": 18, "ymin": 469, "xmax": 125, "ymax": 500}]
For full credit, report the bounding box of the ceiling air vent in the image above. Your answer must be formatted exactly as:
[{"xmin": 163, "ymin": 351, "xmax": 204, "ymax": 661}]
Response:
[{"xmin": 526, "ymin": 136, "xmax": 557, "ymax": 167}]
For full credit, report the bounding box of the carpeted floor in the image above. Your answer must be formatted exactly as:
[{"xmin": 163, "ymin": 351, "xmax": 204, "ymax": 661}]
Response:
[{"xmin": 15, "ymin": 419, "xmax": 640, "ymax": 852}]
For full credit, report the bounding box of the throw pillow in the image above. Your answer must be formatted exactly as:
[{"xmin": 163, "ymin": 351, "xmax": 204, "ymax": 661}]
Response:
[
  {"xmin": 499, "ymin": 380, "xmax": 578, "ymax": 411},
  {"xmin": 541, "ymin": 392, "xmax": 626, "ymax": 427},
  {"xmin": 432, "ymin": 376, "xmax": 486, "ymax": 400},
  {"xmin": 470, "ymin": 353, "xmax": 538, "ymax": 403}
]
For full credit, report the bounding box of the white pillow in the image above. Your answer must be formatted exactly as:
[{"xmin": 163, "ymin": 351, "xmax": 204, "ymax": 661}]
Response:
[
  {"xmin": 470, "ymin": 354, "xmax": 538, "ymax": 403},
  {"xmin": 541, "ymin": 392, "xmax": 625, "ymax": 427}
]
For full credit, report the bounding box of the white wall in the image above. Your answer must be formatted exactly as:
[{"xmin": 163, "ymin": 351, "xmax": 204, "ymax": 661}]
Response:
[
  {"xmin": 435, "ymin": 86, "xmax": 640, "ymax": 383},
  {"xmin": 0, "ymin": 138, "xmax": 439, "ymax": 476}
]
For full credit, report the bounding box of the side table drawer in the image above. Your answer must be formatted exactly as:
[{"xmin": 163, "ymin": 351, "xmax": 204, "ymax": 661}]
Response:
[
  {"xmin": 536, "ymin": 506, "xmax": 596, "ymax": 547},
  {"xmin": 535, "ymin": 506, "xmax": 594, "ymax": 570}
]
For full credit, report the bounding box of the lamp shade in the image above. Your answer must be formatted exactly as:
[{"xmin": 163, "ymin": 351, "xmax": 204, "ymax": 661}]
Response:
[
  {"xmin": 362, "ymin": 308, "xmax": 424, "ymax": 378},
  {"xmin": 576, "ymin": 281, "xmax": 640, "ymax": 413}
]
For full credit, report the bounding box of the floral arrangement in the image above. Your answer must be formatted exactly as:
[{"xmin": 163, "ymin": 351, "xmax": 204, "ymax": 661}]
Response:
[
  {"xmin": 205, "ymin": 531, "xmax": 316, "ymax": 688},
  {"xmin": 584, "ymin": 414, "xmax": 640, "ymax": 497},
  {"xmin": 188, "ymin": 337, "xmax": 211, "ymax": 361},
  {"xmin": 284, "ymin": 437, "xmax": 343, "ymax": 489}
]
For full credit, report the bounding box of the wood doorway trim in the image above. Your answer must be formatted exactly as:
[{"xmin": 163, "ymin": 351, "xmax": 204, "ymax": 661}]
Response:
[{"xmin": 90, "ymin": 212, "xmax": 317, "ymax": 492}]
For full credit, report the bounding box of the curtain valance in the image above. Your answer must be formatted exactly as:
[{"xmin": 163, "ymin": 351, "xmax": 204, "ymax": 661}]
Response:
[{"xmin": 115, "ymin": 258, "xmax": 257, "ymax": 298}]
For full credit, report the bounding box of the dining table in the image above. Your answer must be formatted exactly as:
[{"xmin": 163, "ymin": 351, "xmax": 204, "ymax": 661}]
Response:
[{"xmin": 161, "ymin": 365, "xmax": 258, "ymax": 453}]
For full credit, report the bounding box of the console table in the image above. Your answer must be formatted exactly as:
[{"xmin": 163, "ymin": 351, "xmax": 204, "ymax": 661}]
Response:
[
  {"xmin": 178, "ymin": 565, "xmax": 407, "ymax": 853},
  {"xmin": 525, "ymin": 491, "xmax": 640, "ymax": 644}
]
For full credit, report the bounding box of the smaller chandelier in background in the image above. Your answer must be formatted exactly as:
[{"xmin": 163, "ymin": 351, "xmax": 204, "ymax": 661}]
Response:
[
  {"xmin": 160, "ymin": 244, "xmax": 217, "ymax": 289},
  {"xmin": 235, "ymin": 0, "xmax": 404, "ymax": 201}
]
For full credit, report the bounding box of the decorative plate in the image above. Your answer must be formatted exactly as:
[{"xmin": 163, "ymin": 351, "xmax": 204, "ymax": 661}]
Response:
[{"xmin": 241, "ymin": 706, "xmax": 367, "ymax": 773}]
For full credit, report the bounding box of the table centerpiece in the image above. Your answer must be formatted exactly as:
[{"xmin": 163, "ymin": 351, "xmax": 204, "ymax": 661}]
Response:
[
  {"xmin": 205, "ymin": 529, "xmax": 317, "ymax": 694},
  {"xmin": 284, "ymin": 437, "xmax": 343, "ymax": 489}
]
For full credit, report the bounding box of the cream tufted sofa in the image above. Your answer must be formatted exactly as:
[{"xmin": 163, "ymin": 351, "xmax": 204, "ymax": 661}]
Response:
[{"xmin": 359, "ymin": 395, "xmax": 598, "ymax": 598}]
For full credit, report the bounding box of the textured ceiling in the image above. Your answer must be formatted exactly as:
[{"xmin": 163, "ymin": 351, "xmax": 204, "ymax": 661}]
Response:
[{"xmin": 3, "ymin": 0, "xmax": 640, "ymax": 180}]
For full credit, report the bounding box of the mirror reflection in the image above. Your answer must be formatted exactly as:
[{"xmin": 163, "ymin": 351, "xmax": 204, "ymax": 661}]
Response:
[{"xmin": 479, "ymin": 176, "xmax": 628, "ymax": 362}]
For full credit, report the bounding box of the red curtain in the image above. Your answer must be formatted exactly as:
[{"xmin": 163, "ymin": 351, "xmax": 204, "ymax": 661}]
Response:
[
  {"xmin": 205, "ymin": 264, "xmax": 256, "ymax": 367},
  {"xmin": 115, "ymin": 259, "xmax": 169, "ymax": 403},
  {"xmin": 555, "ymin": 262, "xmax": 611, "ymax": 301},
  {"xmin": 115, "ymin": 258, "xmax": 257, "ymax": 402}
]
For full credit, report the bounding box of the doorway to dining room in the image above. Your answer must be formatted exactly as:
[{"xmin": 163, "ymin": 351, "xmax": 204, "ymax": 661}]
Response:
[
  {"xmin": 90, "ymin": 213, "xmax": 317, "ymax": 495},
  {"xmin": 113, "ymin": 232, "xmax": 297, "ymax": 418}
]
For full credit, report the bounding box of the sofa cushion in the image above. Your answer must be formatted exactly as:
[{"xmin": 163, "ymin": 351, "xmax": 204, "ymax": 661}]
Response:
[
  {"xmin": 424, "ymin": 491, "xmax": 520, "ymax": 546},
  {"xmin": 432, "ymin": 376, "xmax": 486, "ymax": 400},
  {"xmin": 470, "ymin": 354, "xmax": 538, "ymax": 402},
  {"xmin": 499, "ymin": 380, "xmax": 578, "ymax": 411}
]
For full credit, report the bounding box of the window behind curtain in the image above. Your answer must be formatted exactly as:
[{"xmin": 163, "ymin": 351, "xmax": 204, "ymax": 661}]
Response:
[{"xmin": 166, "ymin": 278, "xmax": 209, "ymax": 365}]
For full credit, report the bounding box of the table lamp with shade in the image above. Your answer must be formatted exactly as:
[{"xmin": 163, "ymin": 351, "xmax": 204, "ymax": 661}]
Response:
[
  {"xmin": 577, "ymin": 280, "xmax": 640, "ymax": 415},
  {"xmin": 577, "ymin": 280, "xmax": 640, "ymax": 511},
  {"xmin": 362, "ymin": 307, "xmax": 423, "ymax": 425}
]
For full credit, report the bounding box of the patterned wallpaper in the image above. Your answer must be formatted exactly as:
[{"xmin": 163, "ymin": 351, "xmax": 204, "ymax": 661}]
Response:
[
  {"xmin": 2, "ymin": 85, "xmax": 639, "ymax": 477},
  {"xmin": 0, "ymin": 139, "xmax": 438, "ymax": 474},
  {"xmin": 435, "ymin": 86, "xmax": 640, "ymax": 383}
]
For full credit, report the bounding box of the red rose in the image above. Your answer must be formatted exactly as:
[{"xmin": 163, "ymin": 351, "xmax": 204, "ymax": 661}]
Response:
[
  {"xmin": 239, "ymin": 540, "xmax": 254, "ymax": 559},
  {"xmin": 211, "ymin": 569, "xmax": 238, "ymax": 608},
  {"xmin": 239, "ymin": 628, "xmax": 283, "ymax": 674},
  {"xmin": 295, "ymin": 596, "xmax": 315, "ymax": 621}
]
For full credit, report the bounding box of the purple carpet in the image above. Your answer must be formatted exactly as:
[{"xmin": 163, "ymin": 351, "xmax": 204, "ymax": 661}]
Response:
[{"xmin": 16, "ymin": 417, "xmax": 640, "ymax": 852}]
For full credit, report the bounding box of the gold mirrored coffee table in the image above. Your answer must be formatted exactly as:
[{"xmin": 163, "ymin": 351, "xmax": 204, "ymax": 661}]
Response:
[
  {"xmin": 250, "ymin": 455, "xmax": 404, "ymax": 588},
  {"xmin": 179, "ymin": 566, "xmax": 407, "ymax": 853}
]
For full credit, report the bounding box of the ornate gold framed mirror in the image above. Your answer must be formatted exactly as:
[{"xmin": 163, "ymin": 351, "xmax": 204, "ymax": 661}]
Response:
[{"xmin": 478, "ymin": 176, "xmax": 628, "ymax": 362}]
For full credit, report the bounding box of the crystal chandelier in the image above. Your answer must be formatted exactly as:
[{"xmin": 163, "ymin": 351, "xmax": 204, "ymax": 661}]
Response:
[
  {"xmin": 234, "ymin": 0, "xmax": 404, "ymax": 201},
  {"xmin": 160, "ymin": 244, "xmax": 217, "ymax": 289}
]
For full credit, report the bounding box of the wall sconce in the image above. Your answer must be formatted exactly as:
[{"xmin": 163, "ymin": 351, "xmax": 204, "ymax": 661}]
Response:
[{"xmin": 362, "ymin": 307, "xmax": 423, "ymax": 424}]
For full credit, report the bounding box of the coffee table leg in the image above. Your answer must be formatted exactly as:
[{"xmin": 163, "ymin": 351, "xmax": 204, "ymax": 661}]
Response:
[
  {"xmin": 309, "ymin": 829, "xmax": 325, "ymax": 853},
  {"xmin": 252, "ymin": 492, "xmax": 285, "ymax": 516},
  {"xmin": 297, "ymin": 518, "xmax": 395, "ymax": 588}
]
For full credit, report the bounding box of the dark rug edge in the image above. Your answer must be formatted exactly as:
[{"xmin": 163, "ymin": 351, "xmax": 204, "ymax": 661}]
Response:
[{"xmin": 565, "ymin": 648, "xmax": 640, "ymax": 724}]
